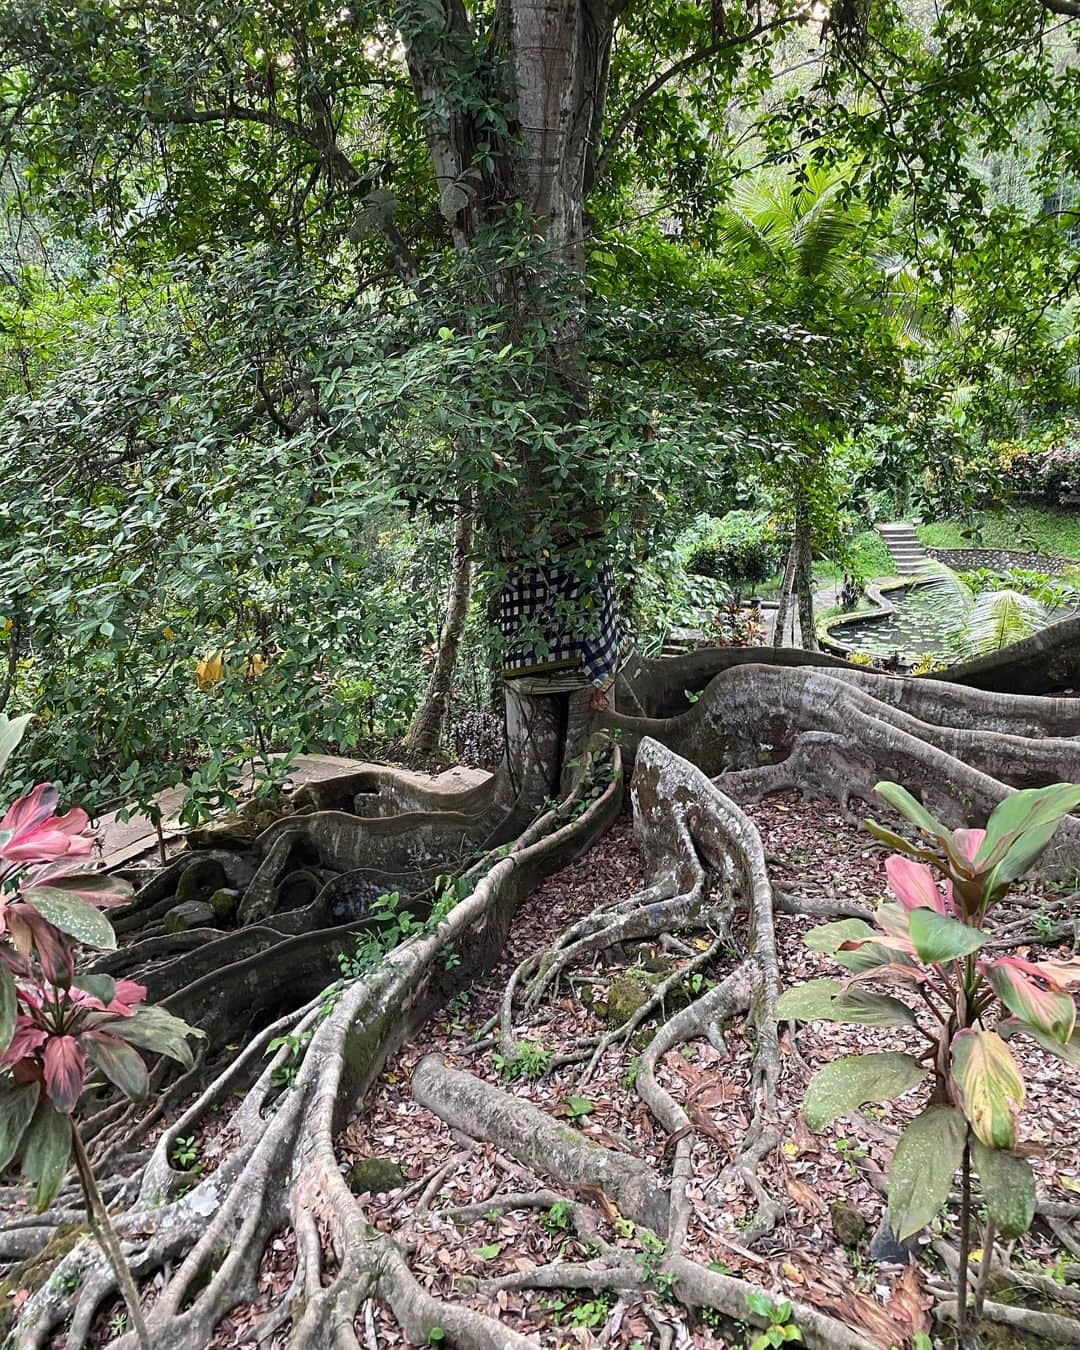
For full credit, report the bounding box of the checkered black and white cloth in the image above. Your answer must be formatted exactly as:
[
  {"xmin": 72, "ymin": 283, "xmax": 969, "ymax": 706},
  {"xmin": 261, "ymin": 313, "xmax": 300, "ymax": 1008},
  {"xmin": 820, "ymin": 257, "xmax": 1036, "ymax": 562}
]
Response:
[{"xmin": 498, "ymin": 557, "xmax": 620, "ymax": 687}]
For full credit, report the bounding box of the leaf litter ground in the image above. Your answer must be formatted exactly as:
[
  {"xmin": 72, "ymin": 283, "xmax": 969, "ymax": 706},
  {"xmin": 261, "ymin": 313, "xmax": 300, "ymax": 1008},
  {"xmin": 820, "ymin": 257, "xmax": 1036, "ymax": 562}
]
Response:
[{"xmin": 90, "ymin": 799, "xmax": 1080, "ymax": 1348}]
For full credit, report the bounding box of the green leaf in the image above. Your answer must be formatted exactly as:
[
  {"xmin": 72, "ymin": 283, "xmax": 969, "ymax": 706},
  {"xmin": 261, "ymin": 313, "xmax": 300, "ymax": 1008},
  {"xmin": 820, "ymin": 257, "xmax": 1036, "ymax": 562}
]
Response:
[
  {"xmin": 833, "ymin": 941, "xmax": 918, "ymax": 976},
  {"xmin": 908, "ymin": 909, "xmax": 985, "ymax": 963},
  {"xmin": 803, "ymin": 918, "xmax": 874, "ymax": 953},
  {"xmin": 0, "ymin": 712, "xmax": 31, "ymax": 777},
  {"xmin": 86, "ymin": 1036, "xmax": 150, "ymax": 1101},
  {"xmin": 888, "ymin": 1105, "xmax": 967, "ymax": 1240},
  {"xmin": 475, "ymin": 1243, "xmax": 502, "ymax": 1259},
  {"xmin": 113, "ymin": 1005, "xmax": 203, "ymax": 1068},
  {"xmin": 997, "ymin": 1017, "xmax": 1080, "ymax": 1066},
  {"xmin": 78, "ymin": 974, "xmax": 117, "ymax": 1006},
  {"xmin": 874, "ymin": 783, "xmax": 950, "ymax": 842},
  {"xmin": 21, "ymin": 889, "xmax": 117, "ymax": 950},
  {"xmin": 803, "ymin": 1053, "xmax": 927, "ymax": 1131},
  {"xmin": 864, "ymin": 819, "xmax": 940, "ymax": 863},
  {"xmin": 0, "ymin": 962, "xmax": 15, "ymax": 1058},
  {"xmin": 775, "ymin": 980, "xmax": 916, "ymax": 1027},
  {"xmin": 830, "ymin": 989, "xmax": 918, "ymax": 1028},
  {"xmin": 986, "ymin": 819, "xmax": 1061, "ymax": 894},
  {"xmin": 971, "ymin": 1139, "xmax": 1035, "ymax": 1239},
  {"xmin": 0, "ymin": 1082, "xmax": 40, "ymax": 1172},
  {"xmin": 21, "ymin": 1101, "xmax": 72, "ymax": 1211},
  {"xmin": 976, "ymin": 785, "xmax": 1080, "ymax": 873},
  {"xmin": 775, "ymin": 979, "xmax": 843, "ymax": 1020}
]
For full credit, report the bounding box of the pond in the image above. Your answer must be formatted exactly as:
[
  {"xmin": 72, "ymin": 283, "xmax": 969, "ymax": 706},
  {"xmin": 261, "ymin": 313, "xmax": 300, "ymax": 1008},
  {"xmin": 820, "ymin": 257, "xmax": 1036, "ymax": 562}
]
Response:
[{"xmin": 823, "ymin": 583, "xmax": 1078, "ymax": 667}]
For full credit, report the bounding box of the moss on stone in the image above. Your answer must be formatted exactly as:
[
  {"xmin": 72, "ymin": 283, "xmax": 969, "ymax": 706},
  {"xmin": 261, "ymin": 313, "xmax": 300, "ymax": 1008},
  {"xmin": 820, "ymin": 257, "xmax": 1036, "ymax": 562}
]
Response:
[{"xmin": 346, "ymin": 1157, "xmax": 406, "ymax": 1195}]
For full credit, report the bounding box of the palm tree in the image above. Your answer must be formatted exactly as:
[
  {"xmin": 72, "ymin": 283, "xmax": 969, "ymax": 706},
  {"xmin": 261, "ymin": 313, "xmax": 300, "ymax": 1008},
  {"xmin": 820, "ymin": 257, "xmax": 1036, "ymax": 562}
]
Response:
[
  {"xmin": 714, "ymin": 161, "xmax": 902, "ymax": 650},
  {"xmin": 914, "ymin": 560, "xmax": 1057, "ymax": 657}
]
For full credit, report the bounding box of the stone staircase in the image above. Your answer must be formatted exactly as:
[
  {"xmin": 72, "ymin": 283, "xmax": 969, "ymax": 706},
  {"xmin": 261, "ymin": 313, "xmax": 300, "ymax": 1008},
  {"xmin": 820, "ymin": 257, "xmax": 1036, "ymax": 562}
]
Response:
[{"xmin": 875, "ymin": 521, "xmax": 930, "ymax": 576}]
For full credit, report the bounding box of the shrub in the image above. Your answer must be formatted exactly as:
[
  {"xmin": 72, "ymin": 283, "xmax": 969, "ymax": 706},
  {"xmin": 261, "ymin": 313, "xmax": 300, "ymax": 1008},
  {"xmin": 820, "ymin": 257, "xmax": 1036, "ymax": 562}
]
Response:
[
  {"xmin": 0, "ymin": 714, "xmax": 201, "ymax": 1349},
  {"xmin": 777, "ymin": 780, "xmax": 1080, "ymax": 1341},
  {"xmin": 998, "ymin": 427, "xmax": 1079, "ymax": 506},
  {"xmin": 684, "ymin": 510, "xmax": 783, "ymax": 586}
]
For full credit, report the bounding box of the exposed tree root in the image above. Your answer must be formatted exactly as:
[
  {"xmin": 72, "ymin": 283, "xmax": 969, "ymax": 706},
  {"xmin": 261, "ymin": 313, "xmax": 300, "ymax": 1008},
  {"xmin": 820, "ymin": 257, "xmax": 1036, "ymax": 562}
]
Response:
[
  {"xmin": 5, "ymin": 654, "xmax": 1079, "ymax": 1349},
  {"xmin": 6, "ymin": 741, "xmax": 621, "ymax": 1349},
  {"xmin": 605, "ymin": 663, "xmax": 1080, "ymax": 871}
]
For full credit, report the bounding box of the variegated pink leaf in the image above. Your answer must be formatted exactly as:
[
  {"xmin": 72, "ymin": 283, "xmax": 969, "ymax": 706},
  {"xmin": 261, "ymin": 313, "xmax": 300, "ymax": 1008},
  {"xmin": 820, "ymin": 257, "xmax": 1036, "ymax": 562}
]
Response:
[
  {"xmin": 42, "ymin": 1035, "xmax": 86, "ymax": 1114},
  {"xmin": 885, "ymin": 855, "xmax": 952, "ymax": 915},
  {"xmin": 951, "ymin": 828, "xmax": 987, "ymax": 865},
  {"xmin": 987, "ymin": 957, "xmax": 1076, "ymax": 1044},
  {"xmin": 0, "ymin": 1020, "xmax": 48, "ymax": 1065},
  {"xmin": 951, "ymin": 1029, "xmax": 1024, "ymax": 1150}
]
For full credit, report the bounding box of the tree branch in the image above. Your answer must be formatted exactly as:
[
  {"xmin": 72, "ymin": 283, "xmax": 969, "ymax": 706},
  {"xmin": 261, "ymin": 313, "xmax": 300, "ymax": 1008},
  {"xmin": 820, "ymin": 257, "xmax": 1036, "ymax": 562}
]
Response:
[
  {"xmin": 1038, "ymin": 0, "xmax": 1080, "ymax": 16},
  {"xmin": 593, "ymin": 16, "xmax": 798, "ymax": 183}
]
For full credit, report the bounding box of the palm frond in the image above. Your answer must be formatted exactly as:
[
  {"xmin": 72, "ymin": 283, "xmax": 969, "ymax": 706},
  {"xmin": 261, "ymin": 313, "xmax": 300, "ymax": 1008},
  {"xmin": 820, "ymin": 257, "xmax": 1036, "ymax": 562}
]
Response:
[
  {"xmin": 966, "ymin": 589, "xmax": 1049, "ymax": 655},
  {"xmin": 712, "ymin": 205, "xmax": 779, "ymax": 265},
  {"xmin": 791, "ymin": 178, "xmax": 868, "ymax": 282},
  {"xmin": 911, "ymin": 559, "xmax": 975, "ymax": 614}
]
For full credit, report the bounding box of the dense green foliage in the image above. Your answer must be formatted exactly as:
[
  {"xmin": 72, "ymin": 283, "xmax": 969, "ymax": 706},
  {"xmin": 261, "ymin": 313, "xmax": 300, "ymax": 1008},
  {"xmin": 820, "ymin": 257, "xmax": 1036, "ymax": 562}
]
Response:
[{"xmin": 0, "ymin": 0, "xmax": 1077, "ymax": 803}]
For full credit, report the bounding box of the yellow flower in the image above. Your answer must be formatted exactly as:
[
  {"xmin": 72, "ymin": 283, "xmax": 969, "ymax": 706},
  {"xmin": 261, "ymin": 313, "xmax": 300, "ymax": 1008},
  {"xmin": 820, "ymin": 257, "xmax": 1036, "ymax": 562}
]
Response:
[
  {"xmin": 163, "ymin": 625, "xmax": 175, "ymax": 641},
  {"xmin": 195, "ymin": 652, "xmax": 226, "ymax": 691}
]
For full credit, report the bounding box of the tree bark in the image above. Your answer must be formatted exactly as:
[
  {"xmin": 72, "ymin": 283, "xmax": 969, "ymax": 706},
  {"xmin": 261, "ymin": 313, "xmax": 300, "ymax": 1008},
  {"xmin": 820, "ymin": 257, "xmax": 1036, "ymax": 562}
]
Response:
[
  {"xmin": 794, "ymin": 504, "xmax": 817, "ymax": 652},
  {"xmin": 405, "ymin": 493, "xmax": 475, "ymax": 756},
  {"xmin": 772, "ymin": 538, "xmax": 798, "ymax": 648}
]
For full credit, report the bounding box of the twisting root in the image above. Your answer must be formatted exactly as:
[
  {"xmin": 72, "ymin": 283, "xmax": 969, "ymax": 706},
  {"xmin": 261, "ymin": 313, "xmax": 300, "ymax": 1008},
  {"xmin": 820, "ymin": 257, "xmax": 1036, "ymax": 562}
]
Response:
[
  {"xmin": 6, "ymin": 739, "xmax": 622, "ymax": 1350},
  {"xmin": 605, "ymin": 663, "xmax": 1080, "ymax": 873}
]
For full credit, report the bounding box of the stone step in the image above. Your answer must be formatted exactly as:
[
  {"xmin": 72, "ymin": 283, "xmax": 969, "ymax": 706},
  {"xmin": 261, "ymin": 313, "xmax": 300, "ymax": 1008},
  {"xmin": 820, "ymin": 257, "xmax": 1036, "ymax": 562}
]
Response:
[{"xmin": 875, "ymin": 520, "xmax": 930, "ymax": 577}]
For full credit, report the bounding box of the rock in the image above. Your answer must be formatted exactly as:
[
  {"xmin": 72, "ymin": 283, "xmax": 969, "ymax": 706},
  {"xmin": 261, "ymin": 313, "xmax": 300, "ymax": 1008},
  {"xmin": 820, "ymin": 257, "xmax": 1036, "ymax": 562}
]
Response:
[
  {"xmin": 163, "ymin": 900, "xmax": 216, "ymax": 934},
  {"xmin": 208, "ymin": 887, "xmax": 240, "ymax": 921},
  {"xmin": 829, "ymin": 1200, "xmax": 867, "ymax": 1249},
  {"xmin": 868, "ymin": 1216, "xmax": 914, "ymax": 1264},
  {"xmin": 346, "ymin": 1158, "xmax": 405, "ymax": 1195},
  {"xmin": 602, "ymin": 975, "xmax": 651, "ymax": 1025},
  {"xmin": 174, "ymin": 857, "xmax": 228, "ymax": 907}
]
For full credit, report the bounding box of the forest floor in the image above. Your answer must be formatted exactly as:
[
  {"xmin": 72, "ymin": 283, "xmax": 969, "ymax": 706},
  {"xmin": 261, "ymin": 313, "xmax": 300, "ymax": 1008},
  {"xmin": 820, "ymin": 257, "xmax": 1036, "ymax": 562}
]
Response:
[{"xmin": 137, "ymin": 790, "xmax": 1079, "ymax": 1350}]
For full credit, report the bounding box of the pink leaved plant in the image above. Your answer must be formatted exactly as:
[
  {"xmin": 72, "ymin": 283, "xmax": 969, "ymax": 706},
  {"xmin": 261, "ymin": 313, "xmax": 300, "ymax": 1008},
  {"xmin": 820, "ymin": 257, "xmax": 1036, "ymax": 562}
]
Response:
[
  {"xmin": 776, "ymin": 778, "xmax": 1080, "ymax": 1332},
  {"xmin": 0, "ymin": 713, "xmax": 201, "ymax": 1211}
]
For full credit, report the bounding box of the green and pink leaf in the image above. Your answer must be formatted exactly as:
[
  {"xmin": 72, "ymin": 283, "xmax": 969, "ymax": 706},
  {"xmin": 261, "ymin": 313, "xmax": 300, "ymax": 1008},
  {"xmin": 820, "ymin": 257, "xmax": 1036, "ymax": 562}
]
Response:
[
  {"xmin": 951, "ymin": 1029, "xmax": 1024, "ymax": 1150},
  {"xmin": 987, "ymin": 957, "xmax": 1076, "ymax": 1044}
]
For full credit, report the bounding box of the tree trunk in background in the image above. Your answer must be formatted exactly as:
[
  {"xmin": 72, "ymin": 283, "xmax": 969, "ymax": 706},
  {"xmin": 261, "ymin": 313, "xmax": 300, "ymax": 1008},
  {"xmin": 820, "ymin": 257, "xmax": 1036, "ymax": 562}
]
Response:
[
  {"xmin": 794, "ymin": 499, "xmax": 817, "ymax": 652},
  {"xmin": 405, "ymin": 494, "xmax": 476, "ymax": 756},
  {"xmin": 771, "ymin": 540, "xmax": 797, "ymax": 648}
]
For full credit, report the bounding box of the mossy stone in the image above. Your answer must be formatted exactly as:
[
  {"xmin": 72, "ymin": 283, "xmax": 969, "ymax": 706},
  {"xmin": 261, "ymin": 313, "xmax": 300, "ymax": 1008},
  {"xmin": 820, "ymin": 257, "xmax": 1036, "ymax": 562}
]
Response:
[
  {"xmin": 602, "ymin": 975, "xmax": 651, "ymax": 1025},
  {"xmin": 208, "ymin": 887, "xmax": 240, "ymax": 921},
  {"xmin": 164, "ymin": 900, "xmax": 216, "ymax": 933},
  {"xmin": 830, "ymin": 1201, "xmax": 867, "ymax": 1249},
  {"xmin": 346, "ymin": 1157, "xmax": 405, "ymax": 1195}
]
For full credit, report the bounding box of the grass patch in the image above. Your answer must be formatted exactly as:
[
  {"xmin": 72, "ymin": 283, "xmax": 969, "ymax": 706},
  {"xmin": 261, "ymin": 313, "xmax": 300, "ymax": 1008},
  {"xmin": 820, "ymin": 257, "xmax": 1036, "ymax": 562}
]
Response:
[
  {"xmin": 813, "ymin": 529, "xmax": 894, "ymax": 583},
  {"xmin": 918, "ymin": 507, "xmax": 1080, "ymax": 561}
]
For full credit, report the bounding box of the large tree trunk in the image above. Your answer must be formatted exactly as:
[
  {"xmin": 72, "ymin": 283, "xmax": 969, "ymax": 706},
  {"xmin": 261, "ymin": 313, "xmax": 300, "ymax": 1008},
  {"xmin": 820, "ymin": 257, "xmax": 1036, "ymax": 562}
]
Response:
[{"xmin": 405, "ymin": 493, "xmax": 475, "ymax": 756}]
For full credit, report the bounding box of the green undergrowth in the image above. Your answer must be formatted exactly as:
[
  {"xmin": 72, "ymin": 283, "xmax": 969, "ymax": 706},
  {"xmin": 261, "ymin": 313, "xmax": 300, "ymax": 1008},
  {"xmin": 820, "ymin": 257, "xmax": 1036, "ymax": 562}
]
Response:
[{"xmin": 918, "ymin": 507, "xmax": 1080, "ymax": 561}]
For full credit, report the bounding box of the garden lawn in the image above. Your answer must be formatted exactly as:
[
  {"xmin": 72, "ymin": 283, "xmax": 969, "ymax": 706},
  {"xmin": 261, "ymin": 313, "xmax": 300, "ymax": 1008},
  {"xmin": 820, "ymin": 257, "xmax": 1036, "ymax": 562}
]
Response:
[{"xmin": 918, "ymin": 506, "xmax": 1080, "ymax": 561}]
